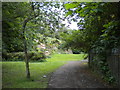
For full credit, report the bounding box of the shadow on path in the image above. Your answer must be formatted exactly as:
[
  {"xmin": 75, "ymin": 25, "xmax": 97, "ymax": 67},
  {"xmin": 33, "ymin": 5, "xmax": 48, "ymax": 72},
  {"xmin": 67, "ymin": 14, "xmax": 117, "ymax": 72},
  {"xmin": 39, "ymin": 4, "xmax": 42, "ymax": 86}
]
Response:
[{"xmin": 48, "ymin": 60, "xmax": 111, "ymax": 88}]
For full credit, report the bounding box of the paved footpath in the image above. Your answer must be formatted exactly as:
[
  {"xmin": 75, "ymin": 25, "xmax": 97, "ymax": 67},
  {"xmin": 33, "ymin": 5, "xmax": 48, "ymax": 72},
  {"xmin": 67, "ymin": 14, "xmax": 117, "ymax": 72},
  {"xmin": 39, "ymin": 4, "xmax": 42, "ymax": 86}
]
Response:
[{"xmin": 48, "ymin": 60, "xmax": 111, "ymax": 88}]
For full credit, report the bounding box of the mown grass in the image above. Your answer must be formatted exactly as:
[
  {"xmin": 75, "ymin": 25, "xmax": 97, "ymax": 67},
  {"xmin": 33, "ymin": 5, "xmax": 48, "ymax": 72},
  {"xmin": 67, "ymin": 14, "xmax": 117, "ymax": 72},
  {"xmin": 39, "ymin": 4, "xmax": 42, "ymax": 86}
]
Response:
[{"xmin": 2, "ymin": 54, "xmax": 86, "ymax": 88}]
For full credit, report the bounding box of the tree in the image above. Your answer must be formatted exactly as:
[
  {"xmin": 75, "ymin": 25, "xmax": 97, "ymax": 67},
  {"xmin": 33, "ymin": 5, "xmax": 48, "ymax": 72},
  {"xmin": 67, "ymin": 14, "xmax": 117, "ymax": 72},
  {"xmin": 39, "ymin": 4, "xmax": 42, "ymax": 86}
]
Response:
[
  {"xmin": 2, "ymin": 2, "xmax": 66, "ymax": 79},
  {"xmin": 63, "ymin": 2, "xmax": 120, "ymax": 82},
  {"xmin": 64, "ymin": 2, "xmax": 120, "ymax": 52},
  {"xmin": 2, "ymin": 2, "xmax": 39, "ymax": 78}
]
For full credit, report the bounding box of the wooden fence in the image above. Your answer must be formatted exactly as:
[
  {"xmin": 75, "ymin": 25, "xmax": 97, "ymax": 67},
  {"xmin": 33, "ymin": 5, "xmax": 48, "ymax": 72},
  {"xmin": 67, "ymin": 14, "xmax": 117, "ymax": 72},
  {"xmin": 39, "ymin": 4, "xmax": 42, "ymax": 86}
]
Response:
[
  {"xmin": 107, "ymin": 48, "xmax": 120, "ymax": 88},
  {"xmin": 89, "ymin": 48, "xmax": 120, "ymax": 87}
]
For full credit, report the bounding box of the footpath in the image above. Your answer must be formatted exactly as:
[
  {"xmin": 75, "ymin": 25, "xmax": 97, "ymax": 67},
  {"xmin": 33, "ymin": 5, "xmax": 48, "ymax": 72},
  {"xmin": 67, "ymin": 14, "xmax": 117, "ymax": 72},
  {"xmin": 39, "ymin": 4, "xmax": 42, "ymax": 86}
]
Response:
[{"xmin": 48, "ymin": 60, "xmax": 111, "ymax": 88}]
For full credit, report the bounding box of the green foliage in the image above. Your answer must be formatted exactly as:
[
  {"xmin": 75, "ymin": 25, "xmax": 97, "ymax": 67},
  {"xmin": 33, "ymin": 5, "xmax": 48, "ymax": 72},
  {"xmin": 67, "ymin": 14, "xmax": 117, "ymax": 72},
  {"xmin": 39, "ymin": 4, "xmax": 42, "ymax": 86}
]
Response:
[
  {"xmin": 2, "ymin": 2, "xmax": 32, "ymax": 52},
  {"xmin": 64, "ymin": 2, "xmax": 120, "ymax": 85},
  {"xmin": 2, "ymin": 2, "xmax": 66, "ymax": 53},
  {"xmin": 64, "ymin": 2, "xmax": 120, "ymax": 51},
  {"xmin": 72, "ymin": 48, "xmax": 81, "ymax": 54},
  {"xmin": 30, "ymin": 51, "xmax": 46, "ymax": 62},
  {"xmin": 65, "ymin": 3, "xmax": 79, "ymax": 10},
  {"xmin": 61, "ymin": 29, "xmax": 90, "ymax": 52},
  {"xmin": 92, "ymin": 53, "xmax": 116, "ymax": 84},
  {"xmin": 2, "ymin": 51, "xmax": 46, "ymax": 62},
  {"xmin": 101, "ymin": 66, "xmax": 116, "ymax": 84},
  {"xmin": 2, "ymin": 52, "xmax": 24, "ymax": 61}
]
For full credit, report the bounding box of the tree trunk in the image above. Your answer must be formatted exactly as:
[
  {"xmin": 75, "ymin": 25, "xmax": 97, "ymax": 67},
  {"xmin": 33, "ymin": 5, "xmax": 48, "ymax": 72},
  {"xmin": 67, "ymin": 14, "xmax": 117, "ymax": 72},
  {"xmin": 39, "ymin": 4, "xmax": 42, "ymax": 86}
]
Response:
[
  {"xmin": 23, "ymin": 19, "xmax": 30, "ymax": 79},
  {"xmin": 24, "ymin": 38, "xmax": 30, "ymax": 79}
]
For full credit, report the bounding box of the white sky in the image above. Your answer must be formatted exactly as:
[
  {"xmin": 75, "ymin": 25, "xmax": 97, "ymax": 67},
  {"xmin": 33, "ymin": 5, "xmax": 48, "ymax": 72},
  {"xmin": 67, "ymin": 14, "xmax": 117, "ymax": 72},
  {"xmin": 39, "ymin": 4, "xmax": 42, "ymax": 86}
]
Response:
[
  {"xmin": 46, "ymin": 3, "xmax": 79, "ymax": 30},
  {"xmin": 50, "ymin": 4, "xmax": 79, "ymax": 30},
  {"xmin": 70, "ymin": 22, "xmax": 78, "ymax": 30},
  {"xmin": 62, "ymin": 20, "xmax": 78, "ymax": 30}
]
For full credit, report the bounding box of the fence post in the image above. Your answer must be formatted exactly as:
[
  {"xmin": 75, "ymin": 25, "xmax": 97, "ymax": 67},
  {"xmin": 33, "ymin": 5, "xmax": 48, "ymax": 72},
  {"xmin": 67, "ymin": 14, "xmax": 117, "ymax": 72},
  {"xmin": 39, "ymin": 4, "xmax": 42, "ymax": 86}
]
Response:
[{"xmin": 88, "ymin": 51, "xmax": 91, "ymax": 68}]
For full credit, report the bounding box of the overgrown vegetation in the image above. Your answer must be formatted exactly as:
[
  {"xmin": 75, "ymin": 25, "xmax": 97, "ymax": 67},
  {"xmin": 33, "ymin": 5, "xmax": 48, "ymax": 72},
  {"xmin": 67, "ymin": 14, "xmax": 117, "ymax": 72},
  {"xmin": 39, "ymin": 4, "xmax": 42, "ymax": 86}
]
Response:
[
  {"xmin": 64, "ymin": 2, "xmax": 120, "ymax": 85},
  {"xmin": 92, "ymin": 54, "xmax": 116, "ymax": 85}
]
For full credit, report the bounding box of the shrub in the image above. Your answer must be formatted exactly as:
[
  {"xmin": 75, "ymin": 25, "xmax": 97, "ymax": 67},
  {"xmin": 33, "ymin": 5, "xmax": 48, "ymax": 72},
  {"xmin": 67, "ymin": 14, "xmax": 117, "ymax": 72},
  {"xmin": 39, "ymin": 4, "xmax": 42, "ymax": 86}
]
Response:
[
  {"xmin": 72, "ymin": 49, "xmax": 81, "ymax": 54},
  {"xmin": 30, "ymin": 51, "xmax": 46, "ymax": 62},
  {"xmin": 2, "ymin": 51, "xmax": 46, "ymax": 62},
  {"xmin": 2, "ymin": 52, "xmax": 24, "ymax": 61}
]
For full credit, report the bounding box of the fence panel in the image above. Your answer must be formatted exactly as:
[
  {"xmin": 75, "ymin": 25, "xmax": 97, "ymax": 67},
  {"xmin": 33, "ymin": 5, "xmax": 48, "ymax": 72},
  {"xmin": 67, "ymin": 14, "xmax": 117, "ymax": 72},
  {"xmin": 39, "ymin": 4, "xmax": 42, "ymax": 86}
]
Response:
[
  {"xmin": 109, "ymin": 48, "xmax": 120, "ymax": 87},
  {"xmin": 89, "ymin": 48, "xmax": 120, "ymax": 87}
]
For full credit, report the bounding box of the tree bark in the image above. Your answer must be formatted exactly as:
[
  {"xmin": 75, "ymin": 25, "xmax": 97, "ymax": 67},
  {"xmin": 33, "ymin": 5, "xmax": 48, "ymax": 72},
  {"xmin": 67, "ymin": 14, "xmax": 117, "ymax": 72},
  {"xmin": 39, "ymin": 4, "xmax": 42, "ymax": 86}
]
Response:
[
  {"xmin": 24, "ymin": 39, "xmax": 30, "ymax": 79},
  {"xmin": 22, "ymin": 18, "xmax": 30, "ymax": 79}
]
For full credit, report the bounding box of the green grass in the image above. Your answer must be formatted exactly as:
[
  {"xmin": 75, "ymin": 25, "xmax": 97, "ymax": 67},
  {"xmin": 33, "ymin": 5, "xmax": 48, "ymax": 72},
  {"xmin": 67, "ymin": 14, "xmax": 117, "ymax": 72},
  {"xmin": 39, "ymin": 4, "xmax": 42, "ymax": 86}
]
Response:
[
  {"xmin": 2, "ymin": 54, "xmax": 86, "ymax": 88},
  {"xmin": 47, "ymin": 54, "xmax": 86, "ymax": 62}
]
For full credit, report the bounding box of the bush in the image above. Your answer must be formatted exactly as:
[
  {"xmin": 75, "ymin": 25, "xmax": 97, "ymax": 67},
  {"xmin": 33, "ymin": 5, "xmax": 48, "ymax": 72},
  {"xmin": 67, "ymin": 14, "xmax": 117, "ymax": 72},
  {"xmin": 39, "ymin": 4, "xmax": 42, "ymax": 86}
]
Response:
[
  {"xmin": 72, "ymin": 49, "xmax": 81, "ymax": 54},
  {"xmin": 2, "ymin": 51, "xmax": 46, "ymax": 62},
  {"xmin": 30, "ymin": 51, "xmax": 46, "ymax": 62},
  {"xmin": 2, "ymin": 52, "xmax": 24, "ymax": 61}
]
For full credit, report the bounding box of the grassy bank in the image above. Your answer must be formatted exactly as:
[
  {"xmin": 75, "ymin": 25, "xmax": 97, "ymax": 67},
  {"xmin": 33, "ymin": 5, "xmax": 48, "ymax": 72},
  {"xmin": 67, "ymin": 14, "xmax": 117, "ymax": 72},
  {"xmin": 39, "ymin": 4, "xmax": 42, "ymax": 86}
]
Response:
[{"xmin": 2, "ymin": 54, "xmax": 86, "ymax": 88}]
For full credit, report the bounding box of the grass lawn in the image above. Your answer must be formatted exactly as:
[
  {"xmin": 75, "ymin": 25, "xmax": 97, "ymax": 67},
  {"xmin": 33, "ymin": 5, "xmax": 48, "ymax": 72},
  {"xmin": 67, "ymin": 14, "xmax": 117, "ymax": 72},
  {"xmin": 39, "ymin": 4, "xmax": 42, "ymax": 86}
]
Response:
[{"xmin": 2, "ymin": 54, "xmax": 86, "ymax": 88}]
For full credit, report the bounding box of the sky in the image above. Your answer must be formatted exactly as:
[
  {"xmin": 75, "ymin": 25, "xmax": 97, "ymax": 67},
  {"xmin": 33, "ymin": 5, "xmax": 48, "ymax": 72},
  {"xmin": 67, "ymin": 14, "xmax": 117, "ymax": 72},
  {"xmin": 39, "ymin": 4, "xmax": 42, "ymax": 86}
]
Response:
[
  {"xmin": 62, "ymin": 19, "xmax": 79, "ymax": 30},
  {"xmin": 53, "ymin": 4, "xmax": 79, "ymax": 30},
  {"xmin": 69, "ymin": 22, "xmax": 78, "ymax": 30},
  {"xmin": 41, "ymin": 2, "xmax": 79, "ymax": 30}
]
